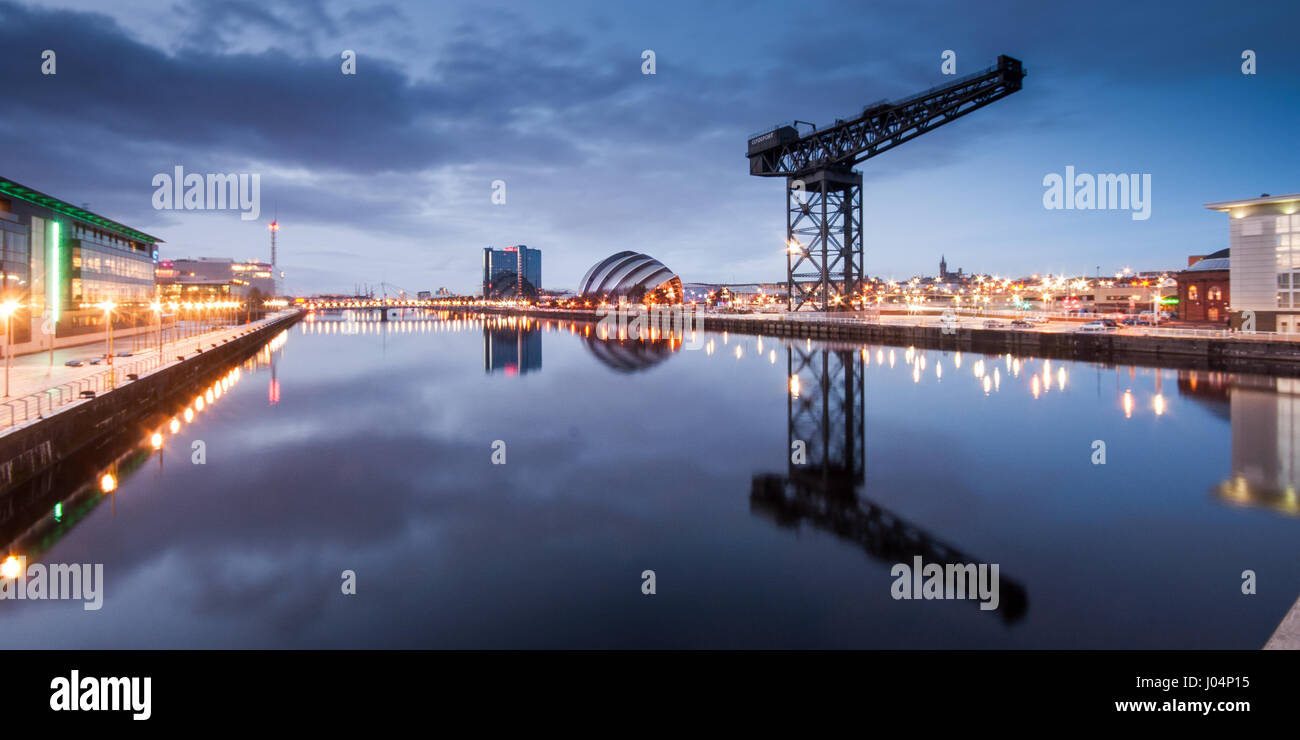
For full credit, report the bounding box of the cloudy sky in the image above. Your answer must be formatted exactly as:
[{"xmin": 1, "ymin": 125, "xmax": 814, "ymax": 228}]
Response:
[{"xmin": 1, "ymin": 0, "xmax": 1296, "ymax": 295}]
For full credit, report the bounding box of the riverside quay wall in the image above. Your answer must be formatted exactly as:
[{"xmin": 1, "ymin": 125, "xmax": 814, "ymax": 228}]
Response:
[
  {"xmin": 475, "ymin": 307, "xmax": 1300, "ymax": 376},
  {"xmin": 703, "ymin": 316, "xmax": 1300, "ymax": 376},
  {"xmin": 0, "ymin": 312, "xmax": 301, "ymax": 499}
]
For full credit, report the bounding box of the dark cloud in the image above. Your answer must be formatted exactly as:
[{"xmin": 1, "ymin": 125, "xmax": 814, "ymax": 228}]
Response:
[{"xmin": 0, "ymin": 0, "xmax": 1296, "ymax": 293}]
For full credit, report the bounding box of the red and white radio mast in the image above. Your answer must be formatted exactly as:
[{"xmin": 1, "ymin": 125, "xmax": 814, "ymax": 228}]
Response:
[{"xmin": 269, "ymin": 215, "xmax": 280, "ymax": 295}]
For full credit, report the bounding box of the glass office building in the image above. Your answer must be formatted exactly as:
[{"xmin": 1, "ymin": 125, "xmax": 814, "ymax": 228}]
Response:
[
  {"xmin": 0, "ymin": 176, "xmax": 162, "ymax": 342},
  {"xmin": 482, "ymin": 245, "xmax": 541, "ymax": 300}
]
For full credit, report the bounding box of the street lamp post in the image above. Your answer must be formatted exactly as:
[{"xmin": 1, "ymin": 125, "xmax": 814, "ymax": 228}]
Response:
[
  {"xmin": 151, "ymin": 300, "xmax": 163, "ymax": 362},
  {"xmin": 97, "ymin": 301, "xmax": 116, "ymax": 388},
  {"xmin": 0, "ymin": 300, "xmax": 20, "ymax": 397}
]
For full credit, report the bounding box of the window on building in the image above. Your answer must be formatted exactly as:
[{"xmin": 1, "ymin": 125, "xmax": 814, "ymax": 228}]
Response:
[
  {"xmin": 1279, "ymin": 217, "xmax": 1300, "ymax": 275},
  {"xmin": 1188, "ymin": 285, "xmax": 1199, "ymax": 301},
  {"xmin": 1208, "ymin": 286, "xmax": 1223, "ymax": 301}
]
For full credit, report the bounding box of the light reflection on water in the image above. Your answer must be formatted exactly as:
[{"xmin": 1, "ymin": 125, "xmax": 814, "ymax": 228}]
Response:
[{"xmin": 1, "ymin": 309, "xmax": 1298, "ymax": 649}]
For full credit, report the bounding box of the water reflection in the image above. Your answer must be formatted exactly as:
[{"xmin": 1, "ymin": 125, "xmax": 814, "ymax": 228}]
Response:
[
  {"xmin": 582, "ymin": 334, "xmax": 678, "ymax": 373},
  {"xmin": 8, "ymin": 312, "xmax": 1300, "ymax": 647},
  {"xmin": 297, "ymin": 309, "xmax": 693, "ymax": 376},
  {"xmin": 289, "ymin": 312, "xmax": 1300, "ymax": 523},
  {"xmin": 484, "ymin": 324, "xmax": 542, "ymax": 376},
  {"xmin": 752, "ymin": 344, "xmax": 1029, "ymax": 624},
  {"xmin": 1177, "ymin": 371, "xmax": 1300, "ymax": 517},
  {"xmin": 0, "ymin": 333, "xmax": 284, "ymax": 567}
]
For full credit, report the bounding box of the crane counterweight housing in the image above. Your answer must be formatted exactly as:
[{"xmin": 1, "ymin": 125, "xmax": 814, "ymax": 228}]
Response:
[{"xmin": 748, "ymin": 54, "xmax": 1026, "ymax": 311}]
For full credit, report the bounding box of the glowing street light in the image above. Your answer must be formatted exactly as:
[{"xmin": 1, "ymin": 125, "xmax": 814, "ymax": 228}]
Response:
[
  {"xmin": 96, "ymin": 301, "xmax": 117, "ymax": 388},
  {"xmin": 151, "ymin": 299, "xmax": 163, "ymax": 359},
  {"xmin": 0, "ymin": 299, "xmax": 21, "ymax": 397}
]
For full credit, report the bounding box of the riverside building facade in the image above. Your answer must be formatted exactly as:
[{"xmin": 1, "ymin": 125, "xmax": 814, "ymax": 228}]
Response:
[
  {"xmin": 0, "ymin": 176, "xmax": 161, "ymax": 343},
  {"xmin": 1205, "ymin": 193, "xmax": 1300, "ymax": 333}
]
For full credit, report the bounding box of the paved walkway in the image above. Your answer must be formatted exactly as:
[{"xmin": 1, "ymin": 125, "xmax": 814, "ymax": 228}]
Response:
[
  {"xmin": 0, "ymin": 312, "xmax": 294, "ymax": 433},
  {"xmin": 1265, "ymin": 597, "xmax": 1300, "ymax": 649}
]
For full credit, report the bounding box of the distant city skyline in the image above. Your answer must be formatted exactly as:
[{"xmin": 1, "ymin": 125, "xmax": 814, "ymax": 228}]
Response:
[{"xmin": 1, "ymin": 0, "xmax": 1296, "ymax": 295}]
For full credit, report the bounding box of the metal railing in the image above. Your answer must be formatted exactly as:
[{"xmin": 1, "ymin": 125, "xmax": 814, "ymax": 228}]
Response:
[
  {"xmin": 483, "ymin": 305, "xmax": 1300, "ymax": 343},
  {"xmin": 1136, "ymin": 326, "xmax": 1300, "ymax": 341},
  {"xmin": 0, "ymin": 311, "xmax": 293, "ymax": 432},
  {"xmin": 704, "ymin": 310, "xmax": 1300, "ymax": 341},
  {"xmin": 0, "ymin": 352, "xmax": 166, "ymax": 429}
]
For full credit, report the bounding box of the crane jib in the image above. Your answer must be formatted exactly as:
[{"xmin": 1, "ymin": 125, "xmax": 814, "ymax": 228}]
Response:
[
  {"xmin": 746, "ymin": 55, "xmax": 1025, "ymax": 176},
  {"xmin": 748, "ymin": 55, "xmax": 1025, "ymax": 312}
]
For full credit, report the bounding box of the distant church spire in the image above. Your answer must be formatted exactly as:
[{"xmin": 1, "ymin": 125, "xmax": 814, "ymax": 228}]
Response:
[{"xmin": 939, "ymin": 254, "xmax": 947, "ymax": 279}]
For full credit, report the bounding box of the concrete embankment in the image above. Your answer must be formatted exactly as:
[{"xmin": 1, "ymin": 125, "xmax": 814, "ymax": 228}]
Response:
[
  {"xmin": 1265, "ymin": 597, "xmax": 1300, "ymax": 649},
  {"xmin": 702, "ymin": 317, "xmax": 1300, "ymax": 376},
  {"xmin": 477, "ymin": 307, "xmax": 1300, "ymax": 376},
  {"xmin": 0, "ymin": 311, "xmax": 301, "ymax": 499}
]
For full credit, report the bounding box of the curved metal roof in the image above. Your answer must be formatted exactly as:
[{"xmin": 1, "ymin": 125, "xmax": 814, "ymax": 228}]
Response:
[
  {"xmin": 577, "ymin": 252, "xmax": 680, "ymax": 297},
  {"xmin": 1186, "ymin": 257, "xmax": 1229, "ymax": 272},
  {"xmin": 583, "ymin": 335, "xmax": 678, "ymax": 373}
]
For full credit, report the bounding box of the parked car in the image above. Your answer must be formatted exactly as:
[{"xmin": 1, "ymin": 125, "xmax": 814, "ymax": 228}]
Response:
[
  {"xmin": 1025, "ymin": 315, "xmax": 1048, "ymax": 324},
  {"xmin": 117, "ymin": 351, "xmax": 133, "ymax": 357},
  {"xmin": 1010, "ymin": 319, "xmax": 1032, "ymax": 328},
  {"xmin": 88, "ymin": 357, "xmax": 104, "ymax": 365},
  {"xmin": 1099, "ymin": 319, "xmax": 1118, "ymax": 328},
  {"xmin": 983, "ymin": 320, "xmax": 1005, "ymax": 329},
  {"xmin": 64, "ymin": 359, "xmax": 84, "ymax": 367},
  {"xmin": 1076, "ymin": 321, "xmax": 1116, "ymax": 333}
]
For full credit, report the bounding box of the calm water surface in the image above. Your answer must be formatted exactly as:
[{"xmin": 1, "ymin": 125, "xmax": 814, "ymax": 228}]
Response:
[{"xmin": 2, "ymin": 310, "xmax": 1298, "ymax": 648}]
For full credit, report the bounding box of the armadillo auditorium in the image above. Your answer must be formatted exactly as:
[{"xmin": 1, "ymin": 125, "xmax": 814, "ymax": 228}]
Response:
[{"xmin": 576, "ymin": 251, "xmax": 683, "ymax": 304}]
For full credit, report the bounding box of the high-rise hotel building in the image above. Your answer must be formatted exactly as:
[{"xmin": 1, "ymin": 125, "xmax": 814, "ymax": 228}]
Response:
[{"xmin": 482, "ymin": 245, "xmax": 541, "ymax": 301}]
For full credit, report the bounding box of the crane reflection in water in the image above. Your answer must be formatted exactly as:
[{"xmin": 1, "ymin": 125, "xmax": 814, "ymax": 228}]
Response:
[{"xmin": 751, "ymin": 342, "xmax": 1030, "ymax": 624}]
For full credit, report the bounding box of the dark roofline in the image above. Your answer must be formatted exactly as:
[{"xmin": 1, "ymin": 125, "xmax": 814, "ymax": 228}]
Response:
[{"xmin": 0, "ymin": 176, "xmax": 164, "ymax": 244}]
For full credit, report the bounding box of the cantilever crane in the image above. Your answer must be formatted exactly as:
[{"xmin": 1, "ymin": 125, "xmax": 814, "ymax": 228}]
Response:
[{"xmin": 747, "ymin": 55, "xmax": 1025, "ymax": 311}]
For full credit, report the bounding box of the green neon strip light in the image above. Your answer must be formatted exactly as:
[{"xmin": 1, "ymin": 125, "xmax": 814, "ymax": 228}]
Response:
[
  {"xmin": 50, "ymin": 221, "xmax": 60, "ymax": 323},
  {"xmin": 0, "ymin": 179, "xmax": 161, "ymax": 244}
]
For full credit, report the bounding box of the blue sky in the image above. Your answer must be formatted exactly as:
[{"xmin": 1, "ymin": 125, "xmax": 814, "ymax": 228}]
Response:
[{"xmin": 1, "ymin": 0, "xmax": 1297, "ymax": 294}]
